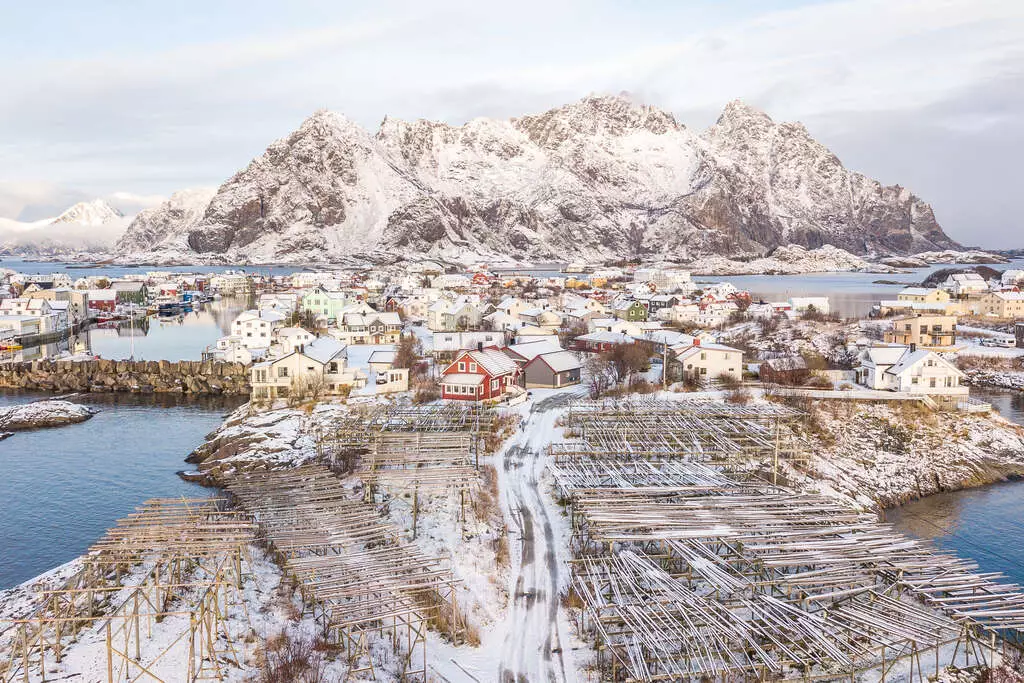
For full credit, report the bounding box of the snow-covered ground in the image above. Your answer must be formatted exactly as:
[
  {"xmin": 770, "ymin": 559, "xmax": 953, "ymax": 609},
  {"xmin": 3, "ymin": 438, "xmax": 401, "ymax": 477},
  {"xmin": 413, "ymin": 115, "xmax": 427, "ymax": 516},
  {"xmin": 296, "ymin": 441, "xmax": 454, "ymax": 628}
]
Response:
[
  {"xmin": 428, "ymin": 385, "xmax": 589, "ymax": 683},
  {"xmin": 6, "ymin": 380, "xmax": 1023, "ymax": 681}
]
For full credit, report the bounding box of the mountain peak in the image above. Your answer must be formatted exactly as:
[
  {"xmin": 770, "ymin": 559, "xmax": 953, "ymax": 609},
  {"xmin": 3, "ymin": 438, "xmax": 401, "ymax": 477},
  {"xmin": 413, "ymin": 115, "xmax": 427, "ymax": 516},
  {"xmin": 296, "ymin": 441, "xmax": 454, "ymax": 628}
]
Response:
[
  {"xmin": 50, "ymin": 199, "xmax": 124, "ymax": 226},
  {"xmin": 513, "ymin": 93, "xmax": 679, "ymax": 148},
  {"xmin": 716, "ymin": 99, "xmax": 774, "ymax": 126}
]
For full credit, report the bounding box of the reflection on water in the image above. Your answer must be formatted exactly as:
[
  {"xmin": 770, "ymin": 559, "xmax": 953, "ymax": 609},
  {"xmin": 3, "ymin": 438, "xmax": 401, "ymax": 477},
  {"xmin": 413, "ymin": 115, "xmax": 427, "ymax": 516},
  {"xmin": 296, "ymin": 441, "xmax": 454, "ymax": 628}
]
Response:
[
  {"xmin": 888, "ymin": 388, "xmax": 1024, "ymax": 586},
  {"xmin": 2, "ymin": 297, "xmax": 250, "ymax": 363}
]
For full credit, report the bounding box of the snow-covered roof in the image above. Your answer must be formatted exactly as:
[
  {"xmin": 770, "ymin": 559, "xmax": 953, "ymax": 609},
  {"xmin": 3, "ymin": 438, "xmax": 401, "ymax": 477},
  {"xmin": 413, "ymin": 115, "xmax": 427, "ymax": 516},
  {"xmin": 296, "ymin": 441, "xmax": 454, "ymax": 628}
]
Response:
[
  {"xmin": 367, "ymin": 350, "xmax": 396, "ymax": 364},
  {"xmin": 441, "ymin": 373, "xmax": 484, "ymax": 386},
  {"xmin": 576, "ymin": 331, "xmax": 634, "ymax": 344},
  {"xmin": 462, "ymin": 348, "xmax": 519, "ymax": 376},
  {"xmin": 863, "ymin": 345, "xmax": 911, "ymax": 367},
  {"xmin": 506, "ymin": 338, "xmax": 562, "ymax": 360},
  {"xmin": 301, "ymin": 337, "xmax": 348, "ymax": 364},
  {"xmin": 899, "ymin": 287, "xmax": 934, "ymax": 296},
  {"xmin": 673, "ymin": 341, "xmax": 740, "ymax": 361},
  {"xmin": 634, "ymin": 330, "xmax": 694, "ymax": 346},
  {"xmin": 530, "ymin": 350, "xmax": 581, "ymax": 373},
  {"xmin": 277, "ymin": 326, "xmax": 312, "ymax": 338}
]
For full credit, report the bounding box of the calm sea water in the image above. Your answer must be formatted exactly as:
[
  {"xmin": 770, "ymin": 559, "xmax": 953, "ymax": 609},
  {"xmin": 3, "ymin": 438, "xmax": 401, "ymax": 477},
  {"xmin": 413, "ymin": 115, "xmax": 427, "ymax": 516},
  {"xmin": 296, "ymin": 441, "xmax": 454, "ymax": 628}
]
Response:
[
  {"xmin": 0, "ymin": 259, "xmax": 302, "ymax": 279},
  {"xmin": 85, "ymin": 298, "xmax": 248, "ymax": 361},
  {"xmin": 4, "ymin": 298, "xmax": 249, "ymax": 363},
  {"xmin": 0, "ymin": 391, "xmax": 244, "ymax": 589},
  {"xmin": 696, "ymin": 258, "xmax": 1024, "ymax": 318},
  {"xmin": 888, "ymin": 388, "xmax": 1024, "ymax": 587}
]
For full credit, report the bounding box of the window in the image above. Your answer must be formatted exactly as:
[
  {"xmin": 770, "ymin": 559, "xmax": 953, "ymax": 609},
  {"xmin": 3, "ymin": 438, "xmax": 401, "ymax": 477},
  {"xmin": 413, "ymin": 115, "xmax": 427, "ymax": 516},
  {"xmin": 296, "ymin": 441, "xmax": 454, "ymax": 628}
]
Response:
[
  {"xmin": 458, "ymin": 362, "xmax": 466, "ymax": 372},
  {"xmin": 929, "ymin": 377, "xmax": 936, "ymax": 388},
  {"xmin": 277, "ymin": 367, "xmax": 289, "ymax": 378},
  {"xmin": 912, "ymin": 376, "xmax": 918, "ymax": 384},
  {"xmin": 469, "ymin": 363, "xmax": 477, "ymax": 373},
  {"xmin": 328, "ymin": 362, "xmax": 338, "ymax": 373},
  {"xmin": 700, "ymin": 352, "xmax": 706, "ymax": 360}
]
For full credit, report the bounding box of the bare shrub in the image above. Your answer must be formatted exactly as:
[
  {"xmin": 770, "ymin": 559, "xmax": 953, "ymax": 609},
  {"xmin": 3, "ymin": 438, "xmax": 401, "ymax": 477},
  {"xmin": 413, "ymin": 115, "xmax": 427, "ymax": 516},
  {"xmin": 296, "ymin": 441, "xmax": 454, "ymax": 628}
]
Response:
[
  {"xmin": 725, "ymin": 386, "xmax": 753, "ymax": 404},
  {"xmin": 258, "ymin": 632, "xmax": 327, "ymax": 683},
  {"xmin": 715, "ymin": 372, "xmax": 742, "ymax": 390},
  {"xmin": 288, "ymin": 374, "xmax": 324, "ymax": 407},
  {"xmin": 412, "ymin": 378, "xmax": 441, "ymax": 404}
]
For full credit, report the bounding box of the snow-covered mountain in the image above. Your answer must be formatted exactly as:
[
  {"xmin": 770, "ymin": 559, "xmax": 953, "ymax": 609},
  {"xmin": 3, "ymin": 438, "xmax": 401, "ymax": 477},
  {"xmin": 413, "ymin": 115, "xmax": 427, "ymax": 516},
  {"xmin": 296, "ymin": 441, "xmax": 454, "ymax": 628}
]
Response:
[
  {"xmin": 50, "ymin": 199, "xmax": 124, "ymax": 226},
  {"xmin": 0, "ymin": 199, "xmax": 129, "ymax": 257},
  {"xmin": 114, "ymin": 189, "xmax": 215, "ymax": 254},
  {"xmin": 115, "ymin": 95, "xmax": 959, "ymax": 264}
]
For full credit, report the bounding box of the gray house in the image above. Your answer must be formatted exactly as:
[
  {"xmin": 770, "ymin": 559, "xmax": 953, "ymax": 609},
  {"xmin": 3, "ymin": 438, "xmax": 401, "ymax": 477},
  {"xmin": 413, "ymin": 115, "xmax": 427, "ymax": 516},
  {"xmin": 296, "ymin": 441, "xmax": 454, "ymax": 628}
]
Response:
[{"xmin": 524, "ymin": 350, "xmax": 582, "ymax": 388}]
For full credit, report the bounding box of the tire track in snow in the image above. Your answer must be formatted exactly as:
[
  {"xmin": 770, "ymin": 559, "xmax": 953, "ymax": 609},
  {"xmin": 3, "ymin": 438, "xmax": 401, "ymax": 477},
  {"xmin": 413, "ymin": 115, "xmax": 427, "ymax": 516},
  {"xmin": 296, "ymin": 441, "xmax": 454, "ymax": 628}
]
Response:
[{"xmin": 496, "ymin": 398, "xmax": 575, "ymax": 683}]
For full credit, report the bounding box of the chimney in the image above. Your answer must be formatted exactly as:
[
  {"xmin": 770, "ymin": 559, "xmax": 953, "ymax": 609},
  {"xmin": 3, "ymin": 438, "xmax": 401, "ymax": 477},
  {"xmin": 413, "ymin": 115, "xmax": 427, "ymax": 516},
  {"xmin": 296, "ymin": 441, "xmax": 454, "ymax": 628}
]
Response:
[
  {"xmin": 693, "ymin": 338, "xmax": 701, "ymax": 347},
  {"xmin": 477, "ymin": 342, "xmax": 483, "ymax": 351},
  {"xmin": 909, "ymin": 343, "xmax": 916, "ymax": 352}
]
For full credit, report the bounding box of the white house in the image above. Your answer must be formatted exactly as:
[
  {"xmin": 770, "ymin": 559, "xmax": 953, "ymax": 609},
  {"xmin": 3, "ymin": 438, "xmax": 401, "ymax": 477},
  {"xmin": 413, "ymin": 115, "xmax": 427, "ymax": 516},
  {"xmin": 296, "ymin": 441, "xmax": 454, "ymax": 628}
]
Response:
[
  {"xmin": 855, "ymin": 345, "xmax": 967, "ymax": 408},
  {"xmin": 230, "ymin": 309, "xmax": 287, "ymax": 349},
  {"xmin": 250, "ymin": 337, "xmax": 367, "ymax": 400},
  {"xmin": 431, "ymin": 330, "xmax": 508, "ymax": 358},
  {"xmin": 941, "ymin": 272, "xmax": 989, "ymax": 296},
  {"xmin": 274, "ymin": 326, "xmax": 316, "ymax": 353},
  {"xmin": 789, "ymin": 296, "xmax": 831, "ymax": 316},
  {"xmin": 670, "ymin": 340, "xmax": 743, "ymax": 385}
]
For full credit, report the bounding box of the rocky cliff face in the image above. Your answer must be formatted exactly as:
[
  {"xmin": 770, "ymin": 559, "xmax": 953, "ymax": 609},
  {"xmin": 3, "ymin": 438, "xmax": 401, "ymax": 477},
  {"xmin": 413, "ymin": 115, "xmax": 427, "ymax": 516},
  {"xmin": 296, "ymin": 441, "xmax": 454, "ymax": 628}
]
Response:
[
  {"xmin": 114, "ymin": 188, "xmax": 215, "ymax": 253},
  {"xmin": 116, "ymin": 95, "xmax": 959, "ymax": 264}
]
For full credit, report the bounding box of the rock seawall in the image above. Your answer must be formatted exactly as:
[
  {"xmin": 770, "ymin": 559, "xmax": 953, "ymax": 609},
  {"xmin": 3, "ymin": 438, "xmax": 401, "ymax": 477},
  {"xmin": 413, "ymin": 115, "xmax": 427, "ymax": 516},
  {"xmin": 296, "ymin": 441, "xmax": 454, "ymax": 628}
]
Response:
[{"xmin": 0, "ymin": 360, "xmax": 250, "ymax": 395}]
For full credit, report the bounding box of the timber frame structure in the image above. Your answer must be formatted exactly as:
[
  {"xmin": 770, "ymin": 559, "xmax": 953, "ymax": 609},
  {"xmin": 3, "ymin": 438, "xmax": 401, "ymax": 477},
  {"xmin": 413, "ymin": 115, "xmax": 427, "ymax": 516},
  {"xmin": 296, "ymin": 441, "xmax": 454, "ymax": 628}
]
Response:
[
  {"xmin": 551, "ymin": 456, "xmax": 1024, "ymax": 681},
  {"xmin": 226, "ymin": 465, "xmax": 466, "ymax": 681},
  {"xmin": 557, "ymin": 398, "xmax": 804, "ymax": 474},
  {"xmin": 0, "ymin": 498, "xmax": 255, "ymax": 683},
  {"xmin": 316, "ymin": 403, "xmax": 496, "ymax": 538}
]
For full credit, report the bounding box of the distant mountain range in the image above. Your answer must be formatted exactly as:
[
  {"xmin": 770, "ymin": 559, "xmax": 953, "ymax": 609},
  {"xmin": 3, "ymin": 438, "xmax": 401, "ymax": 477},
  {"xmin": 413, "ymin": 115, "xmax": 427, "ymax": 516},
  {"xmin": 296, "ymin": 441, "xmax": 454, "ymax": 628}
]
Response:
[
  {"xmin": 111, "ymin": 94, "xmax": 959, "ymax": 265},
  {"xmin": 1, "ymin": 95, "xmax": 961, "ymax": 266},
  {"xmin": 0, "ymin": 200, "xmax": 127, "ymax": 257}
]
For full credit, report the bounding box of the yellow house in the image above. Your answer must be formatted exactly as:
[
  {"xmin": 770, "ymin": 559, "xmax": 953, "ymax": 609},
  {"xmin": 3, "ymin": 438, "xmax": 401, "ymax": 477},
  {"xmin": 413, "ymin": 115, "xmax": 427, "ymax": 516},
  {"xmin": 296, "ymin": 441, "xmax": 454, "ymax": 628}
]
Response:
[
  {"xmin": 884, "ymin": 314, "xmax": 958, "ymax": 348},
  {"xmin": 897, "ymin": 288, "xmax": 950, "ymax": 304},
  {"xmin": 975, "ymin": 292, "xmax": 1024, "ymax": 319}
]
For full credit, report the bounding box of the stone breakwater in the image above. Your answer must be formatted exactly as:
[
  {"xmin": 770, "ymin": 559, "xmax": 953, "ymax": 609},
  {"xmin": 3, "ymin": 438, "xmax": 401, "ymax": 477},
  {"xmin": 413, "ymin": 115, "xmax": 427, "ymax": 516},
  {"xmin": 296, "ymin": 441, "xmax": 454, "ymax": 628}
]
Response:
[{"xmin": 0, "ymin": 360, "xmax": 250, "ymax": 395}]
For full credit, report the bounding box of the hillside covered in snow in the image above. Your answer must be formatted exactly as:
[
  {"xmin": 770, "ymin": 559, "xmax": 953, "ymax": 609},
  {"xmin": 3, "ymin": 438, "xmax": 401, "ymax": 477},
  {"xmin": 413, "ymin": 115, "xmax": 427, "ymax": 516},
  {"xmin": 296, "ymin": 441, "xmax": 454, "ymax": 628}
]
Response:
[
  {"xmin": 113, "ymin": 95, "xmax": 960, "ymax": 265},
  {"xmin": 0, "ymin": 199, "xmax": 128, "ymax": 257}
]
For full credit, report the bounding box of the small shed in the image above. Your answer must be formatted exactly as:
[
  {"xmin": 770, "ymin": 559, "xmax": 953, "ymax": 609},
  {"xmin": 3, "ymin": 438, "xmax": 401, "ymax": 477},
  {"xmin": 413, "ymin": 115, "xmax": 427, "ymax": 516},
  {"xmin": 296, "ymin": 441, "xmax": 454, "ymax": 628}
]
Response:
[{"xmin": 524, "ymin": 351, "xmax": 582, "ymax": 388}]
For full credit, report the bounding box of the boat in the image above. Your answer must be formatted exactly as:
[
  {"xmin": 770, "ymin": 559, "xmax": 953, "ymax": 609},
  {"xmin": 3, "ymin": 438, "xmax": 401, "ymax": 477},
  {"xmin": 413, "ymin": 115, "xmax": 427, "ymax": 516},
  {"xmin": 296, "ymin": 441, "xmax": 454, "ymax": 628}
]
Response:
[{"xmin": 157, "ymin": 302, "xmax": 185, "ymax": 316}]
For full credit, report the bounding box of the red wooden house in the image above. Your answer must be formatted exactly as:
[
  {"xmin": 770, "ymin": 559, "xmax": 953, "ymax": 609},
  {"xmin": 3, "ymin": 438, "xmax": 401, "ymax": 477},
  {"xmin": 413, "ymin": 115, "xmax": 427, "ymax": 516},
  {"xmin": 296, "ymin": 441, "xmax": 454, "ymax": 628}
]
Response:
[{"xmin": 440, "ymin": 348, "xmax": 520, "ymax": 401}]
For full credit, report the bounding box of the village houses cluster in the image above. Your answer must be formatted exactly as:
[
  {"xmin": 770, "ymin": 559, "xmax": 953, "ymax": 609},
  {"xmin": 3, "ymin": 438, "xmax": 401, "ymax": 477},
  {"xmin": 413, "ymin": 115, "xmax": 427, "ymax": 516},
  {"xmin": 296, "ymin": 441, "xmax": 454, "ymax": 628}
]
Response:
[{"xmin": 3, "ymin": 260, "xmax": 1023, "ymax": 409}]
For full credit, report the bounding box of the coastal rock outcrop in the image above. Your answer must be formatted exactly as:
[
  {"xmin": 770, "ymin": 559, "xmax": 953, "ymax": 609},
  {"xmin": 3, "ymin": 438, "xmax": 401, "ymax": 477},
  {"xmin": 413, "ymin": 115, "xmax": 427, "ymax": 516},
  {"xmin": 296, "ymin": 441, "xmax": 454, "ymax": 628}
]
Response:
[
  {"xmin": 778, "ymin": 401, "xmax": 1024, "ymax": 509},
  {"xmin": 0, "ymin": 400, "xmax": 96, "ymax": 430}
]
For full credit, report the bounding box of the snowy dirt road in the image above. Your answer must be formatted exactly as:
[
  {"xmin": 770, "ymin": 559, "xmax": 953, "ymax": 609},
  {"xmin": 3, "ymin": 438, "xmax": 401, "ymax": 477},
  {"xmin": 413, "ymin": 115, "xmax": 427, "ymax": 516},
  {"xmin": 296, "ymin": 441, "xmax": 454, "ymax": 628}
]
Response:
[{"xmin": 497, "ymin": 393, "xmax": 579, "ymax": 683}]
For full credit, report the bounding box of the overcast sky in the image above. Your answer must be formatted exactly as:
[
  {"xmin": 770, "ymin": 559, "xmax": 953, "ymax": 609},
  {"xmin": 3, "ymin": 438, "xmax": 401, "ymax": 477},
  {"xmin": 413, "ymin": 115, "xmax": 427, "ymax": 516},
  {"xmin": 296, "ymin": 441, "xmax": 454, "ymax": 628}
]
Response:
[{"xmin": 1, "ymin": 0, "xmax": 1021, "ymax": 247}]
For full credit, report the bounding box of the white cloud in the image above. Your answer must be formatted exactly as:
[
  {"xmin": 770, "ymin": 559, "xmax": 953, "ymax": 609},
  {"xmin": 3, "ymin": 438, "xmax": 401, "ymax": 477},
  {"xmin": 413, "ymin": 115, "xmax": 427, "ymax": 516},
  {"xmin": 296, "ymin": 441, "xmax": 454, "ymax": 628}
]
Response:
[{"xmin": 0, "ymin": 0, "xmax": 1021, "ymax": 245}]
